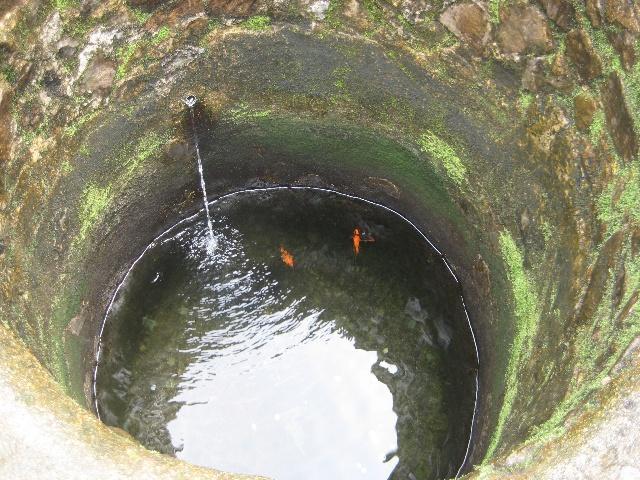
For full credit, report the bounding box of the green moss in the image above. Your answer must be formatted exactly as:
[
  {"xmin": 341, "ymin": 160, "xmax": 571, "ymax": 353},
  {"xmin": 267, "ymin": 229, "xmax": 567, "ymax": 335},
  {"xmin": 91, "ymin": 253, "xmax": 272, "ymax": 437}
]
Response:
[
  {"xmin": 62, "ymin": 14, "xmax": 96, "ymax": 40},
  {"xmin": 624, "ymin": 46, "xmax": 640, "ymax": 132},
  {"xmin": 332, "ymin": 65, "xmax": 351, "ymax": 91},
  {"xmin": 61, "ymin": 160, "xmax": 73, "ymax": 175},
  {"xmin": 122, "ymin": 132, "xmax": 168, "ymax": 176},
  {"xmin": 363, "ymin": 0, "xmax": 384, "ymax": 24},
  {"xmin": 484, "ymin": 231, "xmax": 540, "ymax": 461},
  {"xmin": 227, "ymin": 103, "xmax": 272, "ymax": 121},
  {"xmin": 540, "ymin": 221, "xmax": 553, "ymax": 243},
  {"xmin": 130, "ymin": 8, "xmax": 151, "ymax": 24},
  {"xmin": 64, "ymin": 110, "xmax": 100, "ymax": 137},
  {"xmin": 589, "ymin": 109, "xmax": 605, "ymax": 143},
  {"xmin": 325, "ymin": 0, "xmax": 344, "ymax": 28},
  {"xmin": 597, "ymin": 163, "xmax": 640, "ymax": 235},
  {"xmin": 54, "ymin": 0, "xmax": 78, "ymax": 11},
  {"xmin": 529, "ymin": 239, "xmax": 640, "ymax": 446},
  {"xmin": 235, "ymin": 115, "xmax": 463, "ymax": 229},
  {"xmin": 152, "ymin": 26, "xmax": 171, "ymax": 45},
  {"xmin": 1, "ymin": 65, "xmax": 18, "ymax": 84},
  {"xmin": 418, "ymin": 131, "xmax": 467, "ymax": 186},
  {"xmin": 77, "ymin": 184, "xmax": 113, "ymax": 242},
  {"xmin": 518, "ymin": 91, "xmax": 534, "ymax": 112},
  {"xmin": 489, "ymin": 0, "xmax": 505, "ymax": 24},
  {"xmin": 591, "ymin": 28, "xmax": 621, "ymax": 75},
  {"xmin": 116, "ymin": 41, "xmax": 141, "ymax": 80},
  {"xmin": 243, "ymin": 15, "xmax": 271, "ymax": 31}
]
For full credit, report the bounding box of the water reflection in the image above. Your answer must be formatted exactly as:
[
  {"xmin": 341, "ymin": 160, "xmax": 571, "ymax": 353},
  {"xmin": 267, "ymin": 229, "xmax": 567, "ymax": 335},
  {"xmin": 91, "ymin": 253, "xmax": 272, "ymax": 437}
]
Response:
[{"xmin": 96, "ymin": 190, "xmax": 475, "ymax": 480}]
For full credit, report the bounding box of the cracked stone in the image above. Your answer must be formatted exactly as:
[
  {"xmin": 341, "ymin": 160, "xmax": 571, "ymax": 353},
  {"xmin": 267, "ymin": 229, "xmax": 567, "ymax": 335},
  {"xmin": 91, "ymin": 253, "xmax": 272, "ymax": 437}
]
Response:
[
  {"xmin": 574, "ymin": 92, "xmax": 598, "ymax": 131},
  {"xmin": 540, "ymin": 0, "xmax": 574, "ymax": 30},
  {"xmin": 605, "ymin": 0, "xmax": 640, "ymax": 33},
  {"xmin": 601, "ymin": 72, "xmax": 638, "ymax": 162},
  {"xmin": 566, "ymin": 29, "xmax": 602, "ymax": 82},
  {"xmin": 497, "ymin": 5, "xmax": 554, "ymax": 55},
  {"xmin": 440, "ymin": 2, "xmax": 491, "ymax": 52},
  {"xmin": 609, "ymin": 30, "xmax": 637, "ymax": 71}
]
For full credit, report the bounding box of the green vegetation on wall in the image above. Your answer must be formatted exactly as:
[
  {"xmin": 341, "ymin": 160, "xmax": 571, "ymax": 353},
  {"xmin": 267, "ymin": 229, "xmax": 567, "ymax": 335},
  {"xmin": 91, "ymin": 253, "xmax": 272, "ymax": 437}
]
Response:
[
  {"xmin": 243, "ymin": 15, "xmax": 271, "ymax": 31},
  {"xmin": 484, "ymin": 231, "xmax": 540, "ymax": 461},
  {"xmin": 488, "ymin": 0, "xmax": 506, "ymax": 24},
  {"xmin": 77, "ymin": 184, "xmax": 113, "ymax": 242},
  {"xmin": 418, "ymin": 131, "xmax": 467, "ymax": 186},
  {"xmin": 116, "ymin": 42, "xmax": 139, "ymax": 80},
  {"xmin": 597, "ymin": 163, "xmax": 640, "ymax": 235}
]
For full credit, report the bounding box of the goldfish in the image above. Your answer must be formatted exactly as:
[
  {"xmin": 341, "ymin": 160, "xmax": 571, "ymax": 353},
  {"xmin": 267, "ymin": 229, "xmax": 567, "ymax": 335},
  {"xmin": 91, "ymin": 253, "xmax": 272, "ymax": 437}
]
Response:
[
  {"xmin": 352, "ymin": 228, "xmax": 361, "ymax": 255},
  {"xmin": 351, "ymin": 227, "xmax": 375, "ymax": 255},
  {"xmin": 280, "ymin": 245, "xmax": 295, "ymax": 267}
]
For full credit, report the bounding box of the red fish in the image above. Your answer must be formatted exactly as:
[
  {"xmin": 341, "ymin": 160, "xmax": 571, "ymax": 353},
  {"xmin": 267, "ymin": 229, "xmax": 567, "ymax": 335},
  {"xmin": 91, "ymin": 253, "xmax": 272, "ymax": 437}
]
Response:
[
  {"xmin": 352, "ymin": 228, "xmax": 361, "ymax": 255},
  {"xmin": 280, "ymin": 245, "xmax": 295, "ymax": 267},
  {"xmin": 351, "ymin": 228, "xmax": 375, "ymax": 255}
]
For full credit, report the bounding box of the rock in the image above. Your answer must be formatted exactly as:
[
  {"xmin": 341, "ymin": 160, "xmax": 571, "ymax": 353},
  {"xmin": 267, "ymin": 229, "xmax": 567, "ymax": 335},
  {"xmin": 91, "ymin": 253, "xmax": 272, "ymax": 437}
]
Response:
[
  {"xmin": 497, "ymin": 5, "xmax": 553, "ymax": 55},
  {"xmin": 609, "ymin": 30, "xmax": 637, "ymax": 71},
  {"xmin": 585, "ymin": 0, "xmax": 603, "ymax": 27},
  {"xmin": 42, "ymin": 70, "xmax": 61, "ymax": 95},
  {"xmin": 540, "ymin": 0, "xmax": 574, "ymax": 30},
  {"xmin": 633, "ymin": 228, "xmax": 640, "ymax": 258},
  {"xmin": 40, "ymin": 11, "xmax": 62, "ymax": 48},
  {"xmin": 522, "ymin": 56, "xmax": 546, "ymax": 92},
  {"xmin": 522, "ymin": 54, "xmax": 572, "ymax": 93},
  {"xmin": 365, "ymin": 177, "xmax": 400, "ymax": 198},
  {"xmin": 549, "ymin": 52, "xmax": 573, "ymax": 90},
  {"xmin": 76, "ymin": 28, "xmax": 123, "ymax": 80},
  {"xmin": 611, "ymin": 336, "xmax": 640, "ymax": 376},
  {"xmin": 126, "ymin": 0, "xmax": 164, "ymax": 12},
  {"xmin": 148, "ymin": 0, "xmax": 206, "ymax": 30},
  {"xmin": 24, "ymin": 102, "xmax": 43, "ymax": 128},
  {"xmin": 439, "ymin": 3, "xmax": 491, "ymax": 52},
  {"xmin": 309, "ymin": 0, "xmax": 330, "ymax": 20},
  {"xmin": 398, "ymin": 0, "xmax": 433, "ymax": 25},
  {"xmin": 82, "ymin": 55, "xmax": 116, "ymax": 96},
  {"xmin": 612, "ymin": 263, "xmax": 626, "ymax": 308},
  {"xmin": 64, "ymin": 314, "xmax": 84, "ymax": 336},
  {"xmin": 518, "ymin": 207, "xmax": 531, "ymax": 238},
  {"xmin": 601, "ymin": 72, "xmax": 638, "ymax": 162},
  {"xmin": 605, "ymin": 0, "xmax": 640, "ymax": 33},
  {"xmin": 574, "ymin": 92, "xmax": 597, "ymax": 131},
  {"xmin": 80, "ymin": 0, "xmax": 102, "ymax": 16},
  {"xmin": 0, "ymin": 79, "xmax": 13, "ymax": 163},
  {"xmin": 527, "ymin": 100, "xmax": 569, "ymax": 153},
  {"xmin": 473, "ymin": 254, "xmax": 491, "ymax": 296},
  {"xmin": 207, "ymin": 0, "xmax": 260, "ymax": 17},
  {"xmin": 566, "ymin": 29, "xmax": 602, "ymax": 82},
  {"xmin": 575, "ymin": 231, "xmax": 624, "ymax": 326},
  {"xmin": 56, "ymin": 38, "xmax": 79, "ymax": 59},
  {"xmin": 619, "ymin": 466, "xmax": 640, "ymax": 480}
]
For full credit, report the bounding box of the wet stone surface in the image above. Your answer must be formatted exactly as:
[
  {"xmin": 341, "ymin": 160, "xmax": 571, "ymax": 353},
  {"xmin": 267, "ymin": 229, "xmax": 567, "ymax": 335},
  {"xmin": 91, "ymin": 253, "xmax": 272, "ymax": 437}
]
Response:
[{"xmin": 96, "ymin": 189, "xmax": 476, "ymax": 480}]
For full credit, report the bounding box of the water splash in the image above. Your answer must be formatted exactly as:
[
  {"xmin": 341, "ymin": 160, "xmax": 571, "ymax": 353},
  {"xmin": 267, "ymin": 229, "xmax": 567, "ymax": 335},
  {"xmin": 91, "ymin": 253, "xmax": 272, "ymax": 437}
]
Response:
[{"xmin": 184, "ymin": 95, "xmax": 217, "ymax": 253}]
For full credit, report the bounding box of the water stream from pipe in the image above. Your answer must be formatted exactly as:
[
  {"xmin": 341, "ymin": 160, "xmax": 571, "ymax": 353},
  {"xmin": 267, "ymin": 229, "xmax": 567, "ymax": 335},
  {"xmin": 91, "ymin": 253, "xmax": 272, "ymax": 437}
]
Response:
[{"xmin": 185, "ymin": 95, "xmax": 216, "ymax": 252}]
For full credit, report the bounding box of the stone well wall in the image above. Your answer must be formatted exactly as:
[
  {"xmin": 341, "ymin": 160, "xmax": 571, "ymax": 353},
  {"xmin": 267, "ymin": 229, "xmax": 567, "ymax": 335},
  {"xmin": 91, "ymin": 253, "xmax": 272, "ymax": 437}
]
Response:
[{"xmin": 0, "ymin": 0, "xmax": 639, "ymax": 478}]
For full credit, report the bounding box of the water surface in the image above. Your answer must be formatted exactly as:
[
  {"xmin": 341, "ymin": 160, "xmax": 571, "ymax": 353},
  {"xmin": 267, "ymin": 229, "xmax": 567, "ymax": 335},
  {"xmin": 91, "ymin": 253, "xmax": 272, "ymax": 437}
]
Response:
[{"xmin": 96, "ymin": 189, "xmax": 476, "ymax": 480}]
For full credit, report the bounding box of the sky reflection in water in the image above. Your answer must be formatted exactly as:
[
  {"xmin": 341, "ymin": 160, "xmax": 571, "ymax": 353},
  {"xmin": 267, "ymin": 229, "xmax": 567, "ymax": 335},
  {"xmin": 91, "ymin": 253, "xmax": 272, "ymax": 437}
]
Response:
[{"xmin": 96, "ymin": 190, "xmax": 475, "ymax": 480}]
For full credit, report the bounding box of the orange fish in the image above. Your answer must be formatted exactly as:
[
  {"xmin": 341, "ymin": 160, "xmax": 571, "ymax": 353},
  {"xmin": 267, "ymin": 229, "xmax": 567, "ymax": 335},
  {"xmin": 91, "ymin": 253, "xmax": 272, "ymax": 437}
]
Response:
[
  {"xmin": 351, "ymin": 227, "xmax": 375, "ymax": 256},
  {"xmin": 280, "ymin": 245, "xmax": 295, "ymax": 267},
  {"xmin": 352, "ymin": 228, "xmax": 362, "ymax": 255}
]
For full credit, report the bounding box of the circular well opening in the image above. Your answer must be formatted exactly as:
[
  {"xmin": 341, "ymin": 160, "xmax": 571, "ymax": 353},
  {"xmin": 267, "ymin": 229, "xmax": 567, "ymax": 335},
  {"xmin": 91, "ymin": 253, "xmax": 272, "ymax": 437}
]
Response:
[{"xmin": 94, "ymin": 187, "xmax": 478, "ymax": 480}]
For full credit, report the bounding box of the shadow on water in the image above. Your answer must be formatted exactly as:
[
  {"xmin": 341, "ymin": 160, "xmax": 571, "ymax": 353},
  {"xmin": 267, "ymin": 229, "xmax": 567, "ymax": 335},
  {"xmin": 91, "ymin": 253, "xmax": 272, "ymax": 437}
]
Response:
[{"xmin": 95, "ymin": 188, "xmax": 478, "ymax": 480}]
